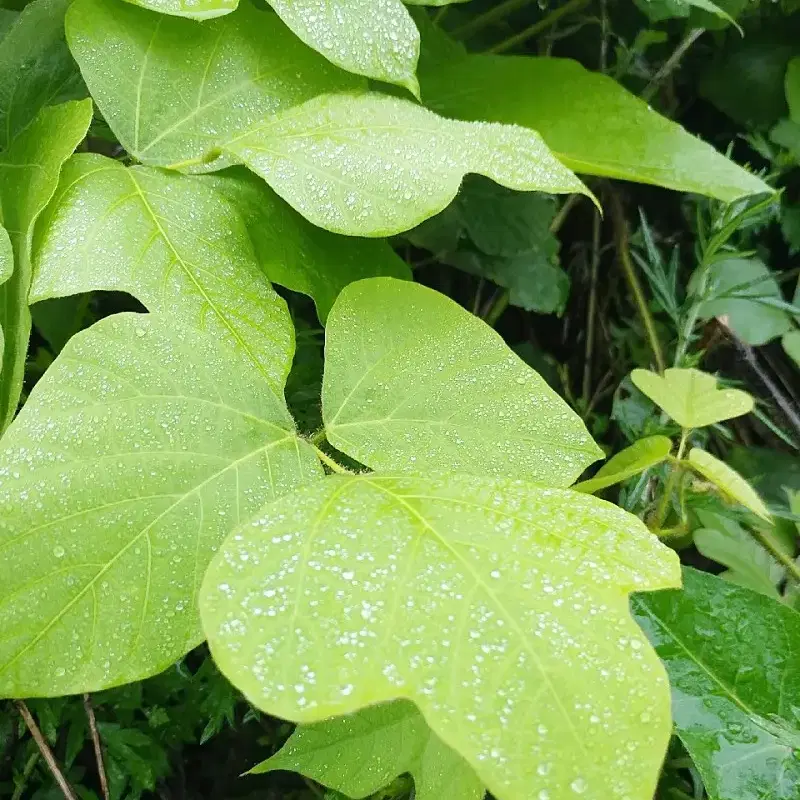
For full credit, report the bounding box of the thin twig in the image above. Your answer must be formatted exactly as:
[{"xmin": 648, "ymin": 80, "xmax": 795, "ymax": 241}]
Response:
[
  {"xmin": 750, "ymin": 527, "xmax": 800, "ymax": 586},
  {"xmin": 642, "ymin": 28, "xmax": 705, "ymax": 102},
  {"xmin": 489, "ymin": 0, "xmax": 590, "ymax": 54},
  {"xmin": 83, "ymin": 694, "xmax": 109, "ymax": 800},
  {"xmin": 450, "ymin": 0, "xmax": 531, "ymax": 40},
  {"xmin": 15, "ymin": 701, "xmax": 77, "ymax": 800},
  {"xmin": 582, "ymin": 211, "xmax": 602, "ymax": 407}
]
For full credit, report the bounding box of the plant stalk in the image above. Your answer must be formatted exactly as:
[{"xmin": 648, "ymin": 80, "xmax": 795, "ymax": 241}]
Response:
[
  {"xmin": 750, "ymin": 527, "xmax": 800, "ymax": 586},
  {"xmin": 581, "ymin": 210, "xmax": 602, "ymax": 407},
  {"xmin": 451, "ymin": 0, "xmax": 532, "ymax": 40},
  {"xmin": 489, "ymin": 0, "xmax": 590, "ymax": 54},
  {"xmin": 83, "ymin": 694, "xmax": 109, "ymax": 800},
  {"xmin": 642, "ymin": 28, "xmax": 705, "ymax": 103},
  {"xmin": 654, "ymin": 429, "xmax": 689, "ymax": 527}
]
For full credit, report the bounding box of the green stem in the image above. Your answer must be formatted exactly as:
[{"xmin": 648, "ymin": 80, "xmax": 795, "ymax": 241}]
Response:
[
  {"xmin": 312, "ymin": 444, "xmax": 352, "ymax": 474},
  {"xmin": 750, "ymin": 527, "xmax": 800, "ymax": 586},
  {"xmin": 309, "ymin": 428, "xmax": 327, "ymax": 446},
  {"xmin": 489, "ymin": 0, "xmax": 590, "ymax": 54},
  {"xmin": 451, "ymin": 0, "xmax": 532, "ymax": 40},
  {"xmin": 11, "ymin": 753, "xmax": 39, "ymax": 800},
  {"xmin": 581, "ymin": 210, "xmax": 602, "ymax": 408},
  {"xmin": 484, "ymin": 290, "xmax": 510, "ymax": 327},
  {"xmin": 655, "ymin": 429, "xmax": 689, "ymax": 527},
  {"xmin": 642, "ymin": 28, "xmax": 705, "ymax": 103}
]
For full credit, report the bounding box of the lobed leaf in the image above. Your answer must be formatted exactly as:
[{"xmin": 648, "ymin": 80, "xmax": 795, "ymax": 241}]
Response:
[
  {"xmin": 201, "ymin": 472, "xmax": 681, "ymax": 800},
  {"xmin": 0, "ymin": 313, "xmax": 321, "ymax": 698},
  {"xmin": 573, "ymin": 436, "xmax": 673, "ymax": 494}
]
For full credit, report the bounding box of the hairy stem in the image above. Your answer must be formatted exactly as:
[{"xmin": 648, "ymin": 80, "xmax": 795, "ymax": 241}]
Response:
[
  {"xmin": 312, "ymin": 444, "xmax": 352, "ymax": 474},
  {"xmin": 655, "ymin": 429, "xmax": 689, "ymax": 527}
]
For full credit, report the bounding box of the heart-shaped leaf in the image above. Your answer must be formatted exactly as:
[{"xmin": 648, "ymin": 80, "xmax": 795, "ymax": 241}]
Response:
[
  {"xmin": 0, "ymin": 313, "xmax": 321, "ymax": 698},
  {"xmin": 630, "ymin": 367, "xmax": 754, "ymax": 429},
  {"xmin": 322, "ymin": 278, "xmax": 602, "ymax": 484},
  {"xmin": 223, "ymin": 91, "xmax": 592, "ymax": 237},
  {"xmin": 574, "ymin": 436, "xmax": 673, "ymax": 494},
  {"xmin": 201, "ymin": 473, "xmax": 680, "ymax": 800},
  {"xmin": 251, "ymin": 700, "xmax": 484, "ymax": 800}
]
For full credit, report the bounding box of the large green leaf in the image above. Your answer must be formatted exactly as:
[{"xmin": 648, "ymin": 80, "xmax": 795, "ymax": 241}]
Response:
[
  {"xmin": 123, "ymin": 0, "xmax": 237, "ymax": 20},
  {"xmin": 252, "ymin": 700, "xmax": 484, "ymax": 800},
  {"xmin": 322, "ymin": 278, "xmax": 602, "ymax": 484},
  {"xmin": 204, "ymin": 168, "xmax": 411, "ymax": 322},
  {"xmin": 201, "ymin": 473, "xmax": 681, "ymax": 800},
  {"xmin": 419, "ymin": 53, "xmax": 771, "ymax": 202},
  {"xmin": 630, "ymin": 368, "xmax": 754, "ymax": 429},
  {"xmin": 0, "ymin": 99, "xmax": 92, "ymax": 432},
  {"xmin": 0, "ymin": 312, "xmax": 321, "ymax": 698},
  {"xmin": 31, "ymin": 154, "xmax": 294, "ymax": 394},
  {"xmin": 0, "ymin": 223, "xmax": 10, "ymax": 368},
  {"xmin": 223, "ymin": 91, "xmax": 592, "ymax": 237},
  {"xmin": 0, "ymin": 0, "xmax": 85, "ymax": 151},
  {"xmin": 66, "ymin": 0, "xmax": 363, "ymax": 169},
  {"xmin": 574, "ymin": 436, "xmax": 673, "ymax": 494},
  {"xmin": 633, "ymin": 568, "xmax": 800, "ymax": 800}
]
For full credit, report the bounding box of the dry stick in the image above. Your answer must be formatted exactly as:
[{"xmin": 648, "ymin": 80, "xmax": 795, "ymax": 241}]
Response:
[
  {"xmin": 83, "ymin": 694, "xmax": 109, "ymax": 800},
  {"xmin": 15, "ymin": 701, "xmax": 77, "ymax": 800},
  {"xmin": 581, "ymin": 210, "xmax": 602, "ymax": 408},
  {"xmin": 642, "ymin": 28, "xmax": 705, "ymax": 103},
  {"xmin": 489, "ymin": 0, "xmax": 590, "ymax": 54}
]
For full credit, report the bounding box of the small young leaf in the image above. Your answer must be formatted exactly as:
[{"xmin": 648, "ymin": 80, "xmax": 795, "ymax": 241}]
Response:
[
  {"xmin": 688, "ymin": 447, "xmax": 772, "ymax": 521},
  {"xmin": 633, "ymin": 568, "xmax": 800, "ymax": 800},
  {"xmin": 573, "ymin": 435, "xmax": 673, "ymax": 494},
  {"xmin": 323, "ymin": 278, "xmax": 602, "ymax": 485},
  {"xmin": 122, "ymin": 0, "xmax": 237, "ymax": 20},
  {"xmin": 630, "ymin": 367, "xmax": 754, "ymax": 429},
  {"xmin": 201, "ymin": 473, "xmax": 680, "ymax": 800},
  {"xmin": 0, "ymin": 313, "xmax": 321, "ymax": 697},
  {"xmin": 251, "ymin": 700, "xmax": 484, "ymax": 800},
  {"xmin": 223, "ymin": 91, "xmax": 592, "ymax": 237}
]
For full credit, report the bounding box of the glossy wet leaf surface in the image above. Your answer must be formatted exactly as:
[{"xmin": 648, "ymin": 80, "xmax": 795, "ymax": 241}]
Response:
[
  {"xmin": 0, "ymin": 313, "xmax": 321, "ymax": 698},
  {"xmin": 574, "ymin": 436, "xmax": 672, "ymax": 494},
  {"xmin": 633, "ymin": 568, "xmax": 800, "ymax": 800},
  {"xmin": 323, "ymin": 278, "xmax": 602, "ymax": 484},
  {"xmin": 223, "ymin": 91, "xmax": 591, "ymax": 237},
  {"xmin": 251, "ymin": 699, "xmax": 484, "ymax": 800},
  {"xmin": 123, "ymin": 0, "xmax": 237, "ymax": 20},
  {"xmin": 201, "ymin": 472, "xmax": 680, "ymax": 800},
  {"xmin": 32, "ymin": 154, "xmax": 294, "ymax": 395}
]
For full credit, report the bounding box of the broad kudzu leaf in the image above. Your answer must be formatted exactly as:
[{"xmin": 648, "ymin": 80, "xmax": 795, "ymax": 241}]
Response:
[
  {"xmin": 201, "ymin": 473, "xmax": 681, "ymax": 800},
  {"xmin": 633, "ymin": 568, "xmax": 800, "ymax": 800},
  {"xmin": 419, "ymin": 50, "xmax": 771, "ymax": 202},
  {"xmin": 204, "ymin": 168, "xmax": 411, "ymax": 322},
  {"xmin": 323, "ymin": 278, "xmax": 602, "ymax": 484},
  {"xmin": 224, "ymin": 91, "xmax": 592, "ymax": 238},
  {"xmin": 688, "ymin": 447, "xmax": 772, "ymax": 521},
  {"xmin": 66, "ymin": 0, "xmax": 363, "ymax": 169},
  {"xmin": 0, "ymin": 312, "xmax": 321, "ymax": 697},
  {"xmin": 32, "ymin": 153, "xmax": 293, "ymax": 395},
  {"xmin": 251, "ymin": 700, "xmax": 484, "ymax": 800},
  {"xmin": 630, "ymin": 368, "xmax": 754, "ymax": 429},
  {"xmin": 122, "ymin": 0, "xmax": 237, "ymax": 20},
  {"xmin": 0, "ymin": 99, "xmax": 92, "ymax": 432},
  {"xmin": 574, "ymin": 436, "xmax": 673, "ymax": 494}
]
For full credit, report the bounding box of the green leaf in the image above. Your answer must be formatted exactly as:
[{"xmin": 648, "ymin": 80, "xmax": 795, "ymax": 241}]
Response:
[
  {"xmin": 783, "ymin": 329, "xmax": 800, "ymax": 368},
  {"xmin": 203, "ymin": 167, "xmax": 411, "ymax": 322},
  {"xmin": 122, "ymin": 0, "xmax": 237, "ymax": 21},
  {"xmin": 0, "ymin": 99, "xmax": 92, "ymax": 432},
  {"xmin": 419, "ymin": 51, "xmax": 771, "ymax": 202},
  {"xmin": 32, "ymin": 153, "xmax": 294, "ymax": 395},
  {"xmin": 323, "ymin": 278, "xmax": 602, "ymax": 484},
  {"xmin": 201, "ymin": 473, "xmax": 681, "ymax": 800},
  {"xmin": 788, "ymin": 56, "xmax": 800, "ymax": 122},
  {"xmin": 574, "ymin": 436, "xmax": 673, "ymax": 494},
  {"xmin": 0, "ymin": 312, "xmax": 321, "ymax": 697},
  {"xmin": 0, "ymin": 222, "xmax": 10, "ymax": 286},
  {"xmin": 630, "ymin": 367, "xmax": 754, "ymax": 429},
  {"xmin": 633, "ymin": 568, "xmax": 800, "ymax": 800},
  {"xmin": 225, "ymin": 90, "xmax": 591, "ymax": 238},
  {"xmin": 688, "ymin": 448, "xmax": 772, "ymax": 521},
  {"xmin": 251, "ymin": 700, "xmax": 484, "ymax": 800},
  {"xmin": 0, "ymin": 0, "xmax": 85, "ymax": 151},
  {"xmin": 65, "ymin": 0, "xmax": 363, "ymax": 169}
]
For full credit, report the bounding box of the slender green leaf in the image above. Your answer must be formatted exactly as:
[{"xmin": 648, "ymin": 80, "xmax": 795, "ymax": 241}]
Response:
[
  {"xmin": 0, "ymin": 312, "xmax": 321, "ymax": 697},
  {"xmin": 0, "ymin": 99, "xmax": 92, "ymax": 432},
  {"xmin": 66, "ymin": 0, "xmax": 363, "ymax": 169},
  {"xmin": 630, "ymin": 368, "xmax": 754, "ymax": 429},
  {"xmin": 323, "ymin": 278, "xmax": 602, "ymax": 484},
  {"xmin": 252, "ymin": 700, "xmax": 484, "ymax": 800},
  {"xmin": 688, "ymin": 448, "xmax": 772, "ymax": 521},
  {"xmin": 32, "ymin": 154, "xmax": 294, "ymax": 395},
  {"xmin": 783, "ymin": 329, "xmax": 800, "ymax": 368},
  {"xmin": 201, "ymin": 473, "xmax": 681, "ymax": 800},
  {"xmin": 633, "ymin": 568, "xmax": 800, "ymax": 800},
  {"xmin": 122, "ymin": 0, "xmax": 237, "ymax": 20},
  {"xmin": 204, "ymin": 168, "xmax": 411, "ymax": 322},
  {"xmin": 574, "ymin": 436, "xmax": 673, "ymax": 494}
]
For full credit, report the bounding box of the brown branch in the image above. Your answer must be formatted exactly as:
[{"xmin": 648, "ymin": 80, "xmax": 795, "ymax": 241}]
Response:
[{"xmin": 83, "ymin": 694, "xmax": 109, "ymax": 800}]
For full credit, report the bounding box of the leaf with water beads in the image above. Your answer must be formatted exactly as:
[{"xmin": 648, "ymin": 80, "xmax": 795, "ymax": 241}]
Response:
[
  {"xmin": 0, "ymin": 313, "xmax": 321, "ymax": 698},
  {"xmin": 323, "ymin": 278, "xmax": 602, "ymax": 485},
  {"xmin": 122, "ymin": 0, "xmax": 237, "ymax": 20},
  {"xmin": 201, "ymin": 472, "xmax": 681, "ymax": 800},
  {"xmin": 223, "ymin": 91, "xmax": 593, "ymax": 237}
]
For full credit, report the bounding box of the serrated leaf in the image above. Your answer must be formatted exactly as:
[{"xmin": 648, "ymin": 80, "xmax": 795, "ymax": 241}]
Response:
[
  {"xmin": 419, "ymin": 49, "xmax": 770, "ymax": 202},
  {"xmin": 0, "ymin": 99, "xmax": 92, "ymax": 432},
  {"xmin": 203, "ymin": 168, "xmax": 410, "ymax": 322},
  {"xmin": 688, "ymin": 448, "xmax": 772, "ymax": 521},
  {"xmin": 783, "ymin": 329, "xmax": 800, "ymax": 368},
  {"xmin": 630, "ymin": 367, "xmax": 754, "ymax": 429},
  {"xmin": 223, "ymin": 91, "xmax": 592, "ymax": 237},
  {"xmin": 323, "ymin": 278, "xmax": 602, "ymax": 484},
  {"xmin": 122, "ymin": 0, "xmax": 237, "ymax": 20},
  {"xmin": 32, "ymin": 154, "xmax": 293, "ymax": 395},
  {"xmin": 633, "ymin": 568, "xmax": 800, "ymax": 800},
  {"xmin": 66, "ymin": 0, "xmax": 363, "ymax": 169},
  {"xmin": 574, "ymin": 436, "xmax": 673, "ymax": 494},
  {"xmin": 0, "ymin": 313, "xmax": 321, "ymax": 697},
  {"xmin": 201, "ymin": 473, "xmax": 680, "ymax": 800},
  {"xmin": 251, "ymin": 700, "xmax": 484, "ymax": 800}
]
